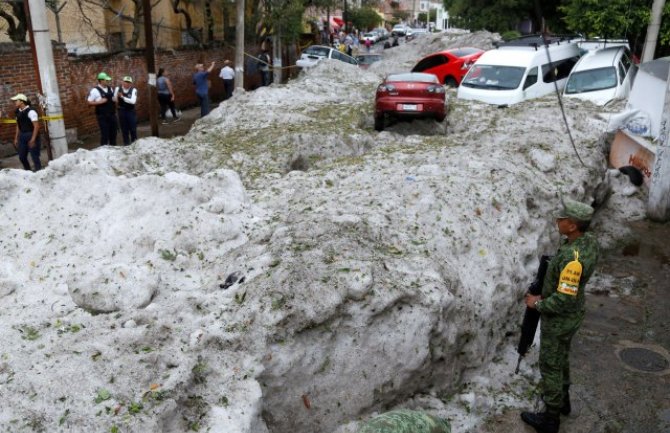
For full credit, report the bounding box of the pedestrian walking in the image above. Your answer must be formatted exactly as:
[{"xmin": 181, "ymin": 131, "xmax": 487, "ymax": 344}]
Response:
[
  {"xmin": 219, "ymin": 60, "xmax": 235, "ymax": 101},
  {"xmin": 11, "ymin": 93, "xmax": 41, "ymax": 171},
  {"xmin": 521, "ymin": 197, "xmax": 600, "ymax": 433},
  {"xmin": 87, "ymin": 72, "xmax": 118, "ymax": 146},
  {"xmin": 193, "ymin": 61, "xmax": 215, "ymax": 117},
  {"xmin": 114, "ymin": 76, "xmax": 138, "ymax": 145},
  {"xmin": 258, "ymin": 49, "xmax": 272, "ymax": 87},
  {"xmin": 156, "ymin": 68, "xmax": 180, "ymax": 124}
]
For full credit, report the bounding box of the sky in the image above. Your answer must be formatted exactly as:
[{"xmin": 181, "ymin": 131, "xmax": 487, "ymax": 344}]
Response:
[{"xmin": 0, "ymin": 31, "xmax": 647, "ymax": 433}]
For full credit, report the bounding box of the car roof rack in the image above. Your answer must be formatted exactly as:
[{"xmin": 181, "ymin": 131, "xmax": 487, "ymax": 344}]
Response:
[{"xmin": 493, "ymin": 34, "xmax": 581, "ymax": 51}]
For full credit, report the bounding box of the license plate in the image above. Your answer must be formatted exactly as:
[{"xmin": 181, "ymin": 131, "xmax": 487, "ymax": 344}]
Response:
[{"xmin": 401, "ymin": 104, "xmax": 418, "ymax": 111}]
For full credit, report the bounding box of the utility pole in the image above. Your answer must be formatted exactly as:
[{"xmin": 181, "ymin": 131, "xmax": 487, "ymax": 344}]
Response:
[
  {"xmin": 235, "ymin": 0, "xmax": 244, "ymax": 90},
  {"xmin": 142, "ymin": 0, "xmax": 158, "ymax": 136},
  {"xmin": 642, "ymin": 0, "xmax": 665, "ymax": 62},
  {"xmin": 647, "ymin": 70, "xmax": 670, "ymax": 221},
  {"xmin": 25, "ymin": 0, "xmax": 68, "ymax": 158}
]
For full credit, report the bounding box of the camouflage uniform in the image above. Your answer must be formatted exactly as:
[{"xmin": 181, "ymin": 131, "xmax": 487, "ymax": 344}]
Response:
[
  {"xmin": 536, "ymin": 231, "xmax": 599, "ymax": 412},
  {"xmin": 358, "ymin": 410, "xmax": 451, "ymax": 433}
]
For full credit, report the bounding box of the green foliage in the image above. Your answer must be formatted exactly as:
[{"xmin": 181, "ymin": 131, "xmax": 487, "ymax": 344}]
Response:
[
  {"xmin": 559, "ymin": 0, "xmax": 670, "ymax": 51},
  {"xmin": 348, "ymin": 6, "xmax": 383, "ymax": 31},
  {"xmin": 501, "ymin": 30, "xmax": 522, "ymax": 40},
  {"xmin": 264, "ymin": 0, "xmax": 306, "ymax": 42},
  {"xmin": 94, "ymin": 388, "xmax": 112, "ymax": 404}
]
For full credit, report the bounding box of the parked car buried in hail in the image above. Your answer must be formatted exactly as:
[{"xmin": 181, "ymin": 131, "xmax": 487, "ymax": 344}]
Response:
[
  {"xmin": 563, "ymin": 45, "xmax": 636, "ymax": 105},
  {"xmin": 356, "ymin": 54, "xmax": 383, "ymax": 70},
  {"xmin": 374, "ymin": 72, "xmax": 446, "ymax": 131},
  {"xmin": 296, "ymin": 45, "xmax": 359, "ymax": 68},
  {"xmin": 412, "ymin": 47, "xmax": 484, "ymax": 87}
]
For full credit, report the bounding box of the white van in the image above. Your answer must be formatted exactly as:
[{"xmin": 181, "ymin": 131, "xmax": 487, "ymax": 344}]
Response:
[
  {"xmin": 563, "ymin": 46, "xmax": 636, "ymax": 105},
  {"xmin": 457, "ymin": 36, "xmax": 581, "ymax": 106}
]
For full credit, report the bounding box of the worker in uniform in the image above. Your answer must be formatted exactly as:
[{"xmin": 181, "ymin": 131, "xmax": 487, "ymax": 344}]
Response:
[
  {"xmin": 87, "ymin": 72, "xmax": 118, "ymax": 146},
  {"xmin": 522, "ymin": 197, "xmax": 600, "ymax": 433},
  {"xmin": 114, "ymin": 76, "xmax": 138, "ymax": 145},
  {"xmin": 11, "ymin": 93, "xmax": 41, "ymax": 171}
]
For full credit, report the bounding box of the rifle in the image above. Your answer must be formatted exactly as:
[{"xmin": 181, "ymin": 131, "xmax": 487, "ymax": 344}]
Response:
[{"xmin": 515, "ymin": 254, "xmax": 552, "ymax": 373}]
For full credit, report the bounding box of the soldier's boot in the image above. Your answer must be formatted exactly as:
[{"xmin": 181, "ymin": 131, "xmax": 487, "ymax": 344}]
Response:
[
  {"xmin": 561, "ymin": 385, "xmax": 571, "ymax": 416},
  {"xmin": 520, "ymin": 410, "xmax": 560, "ymax": 433}
]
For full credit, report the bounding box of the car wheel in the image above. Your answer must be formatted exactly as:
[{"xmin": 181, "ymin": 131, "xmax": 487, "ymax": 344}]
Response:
[
  {"xmin": 444, "ymin": 76, "xmax": 458, "ymax": 88},
  {"xmin": 374, "ymin": 114, "xmax": 384, "ymax": 131}
]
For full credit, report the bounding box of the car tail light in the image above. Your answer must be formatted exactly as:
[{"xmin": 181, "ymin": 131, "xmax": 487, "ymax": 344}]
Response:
[
  {"xmin": 427, "ymin": 85, "xmax": 445, "ymax": 94},
  {"xmin": 461, "ymin": 61, "xmax": 472, "ymax": 70},
  {"xmin": 377, "ymin": 83, "xmax": 396, "ymax": 93}
]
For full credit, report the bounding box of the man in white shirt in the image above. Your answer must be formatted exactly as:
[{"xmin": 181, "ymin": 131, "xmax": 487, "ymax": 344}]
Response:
[
  {"xmin": 87, "ymin": 72, "xmax": 118, "ymax": 146},
  {"xmin": 11, "ymin": 93, "xmax": 41, "ymax": 171},
  {"xmin": 219, "ymin": 60, "xmax": 235, "ymax": 101},
  {"xmin": 114, "ymin": 76, "xmax": 138, "ymax": 145}
]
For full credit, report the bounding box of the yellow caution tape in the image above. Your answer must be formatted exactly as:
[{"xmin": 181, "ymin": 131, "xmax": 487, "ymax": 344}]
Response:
[
  {"xmin": 40, "ymin": 114, "xmax": 65, "ymax": 121},
  {"xmin": 0, "ymin": 115, "xmax": 64, "ymax": 124}
]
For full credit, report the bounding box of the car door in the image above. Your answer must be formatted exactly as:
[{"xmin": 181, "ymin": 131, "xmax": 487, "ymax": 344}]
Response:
[{"xmin": 618, "ymin": 49, "xmax": 635, "ymax": 99}]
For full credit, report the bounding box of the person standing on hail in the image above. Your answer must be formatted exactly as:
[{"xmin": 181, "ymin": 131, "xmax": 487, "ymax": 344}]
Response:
[
  {"xmin": 521, "ymin": 197, "xmax": 600, "ymax": 433},
  {"xmin": 114, "ymin": 76, "xmax": 138, "ymax": 145},
  {"xmin": 87, "ymin": 72, "xmax": 118, "ymax": 146},
  {"xmin": 11, "ymin": 93, "xmax": 41, "ymax": 171},
  {"xmin": 193, "ymin": 61, "xmax": 215, "ymax": 117}
]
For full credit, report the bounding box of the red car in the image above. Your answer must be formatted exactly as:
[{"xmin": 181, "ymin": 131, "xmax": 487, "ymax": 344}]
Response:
[
  {"xmin": 374, "ymin": 72, "xmax": 446, "ymax": 131},
  {"xmin": 411, "ymin": 47, "xmax": 484, "ymax": 87}
]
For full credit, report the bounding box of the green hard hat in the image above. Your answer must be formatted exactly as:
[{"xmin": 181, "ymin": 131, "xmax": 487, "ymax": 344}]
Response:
[{"xmin": 97, "ymin": 72, "xmax": 112, "ymax": 81}]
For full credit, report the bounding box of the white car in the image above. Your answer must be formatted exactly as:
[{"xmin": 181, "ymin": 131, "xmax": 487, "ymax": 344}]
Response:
[
  {"xmin": 458, "ymin": 35, "xmax": 581, "ymax": 106},
  {"xmin": 392, "ymin": 24, "xmax": 408, "ymax": 36},
  {"xmin": 362, "ymin": 32, "xmax": 379, "ymax": 44},
  {"xmin": 296, "ymin": 45, "xmax": 358, "ymax": 68},
  {"xmin": 563, "ymin": 45, "xmax": 636, "ymax": 105}
]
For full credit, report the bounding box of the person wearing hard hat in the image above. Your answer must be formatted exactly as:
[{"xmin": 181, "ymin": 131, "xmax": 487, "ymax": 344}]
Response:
[
  {"xmin": 11, "ymin": 93, "xmax": 41, "ymax": 171},
  {"xmin": 113, "ymin": 76, "xmax": 138, "ymax": 145},
  {"xmin": 87, "ymin": 72, "xmax": 118, "ymax": 146}
]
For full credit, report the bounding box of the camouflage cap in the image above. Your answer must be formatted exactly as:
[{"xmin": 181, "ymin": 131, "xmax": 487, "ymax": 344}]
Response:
[{"xmin": 555, "ymin": 197, "xmax": 594, "ymax": 221}]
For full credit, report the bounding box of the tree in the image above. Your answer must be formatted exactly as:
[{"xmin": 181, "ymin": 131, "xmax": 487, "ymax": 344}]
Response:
[
  {"xmin": 348, "ymin": 6, "xmax": 382, "ymax": 31},
  {"xmin": 0, "ymin": 0, "xmax": 28, "ymax": 42},
  {"xmin": 75, "ymin": 0, "xmax": 161, "ymax": 49},
  {"xmin": 443, "ymin": 0, "xmax": 564, "ymax": 34}
]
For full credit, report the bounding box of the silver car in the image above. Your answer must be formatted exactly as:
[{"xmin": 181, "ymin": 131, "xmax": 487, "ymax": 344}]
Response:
[{"xmin": 296, "ymin": 45, "xmax": 359, "ymax": 68}]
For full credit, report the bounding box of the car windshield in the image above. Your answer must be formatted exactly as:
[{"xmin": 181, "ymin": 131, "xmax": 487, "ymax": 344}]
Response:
[
  {"xmin": 461, "ymin": 65, "xmax": 526, "ymax": 90},
  {"xmin": 303, "ymin": 46, "xmax": 330, "ymax": 57},
  {"xmin": 565, "ymin": 67, "xmax": 617, "ymax": 93},
  {"xmin": 357, "ymin": 55, "xmax": 382, "ymax": 65},
  {"xmin": 386, "ymin": 73, "xmax": 437, "ymax": 83}
]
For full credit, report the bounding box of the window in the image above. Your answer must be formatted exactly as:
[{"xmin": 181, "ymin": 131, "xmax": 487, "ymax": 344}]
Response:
[
  {"xmin": 541, "ymin": 56, "xmax": 579, "ymax": 83},
  {"xmin": 618, "ymin": 62, "xmax": 626, "ymax": 84},
  {"xmin": 523, "ymin": 67, "xmax": 538, "ymax": 89},
  {"xmin": 565, "ymin": 67, "xmax": 617, "ymax": 94},
  {"xmin": 412, "ymin": 55, "xmax": 447, "ymax": 72}
]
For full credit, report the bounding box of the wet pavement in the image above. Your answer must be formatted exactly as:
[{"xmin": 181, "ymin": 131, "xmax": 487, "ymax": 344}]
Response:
[
  {"xmin": 0, "ymin": 104, "xmax": 201, "ymax": 170},
  {"xmin": 484, "ymin": 219, "xmax": 670, "ymax": 433}
]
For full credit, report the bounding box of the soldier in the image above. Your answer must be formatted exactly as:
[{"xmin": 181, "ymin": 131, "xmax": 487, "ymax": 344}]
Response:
[
  {"xmin": 522, "ymin": 198, "xmax": 600, "ymax": 433},
  {"xmin": 358, "ymin": 409, "xmax": 451, "ymax": 433}
]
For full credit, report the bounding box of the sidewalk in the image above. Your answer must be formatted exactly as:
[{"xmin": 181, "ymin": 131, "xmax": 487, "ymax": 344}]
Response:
[
  {"xmin": 0, "ymin": 105, "xmax": 202, "ymax": 170},
  {"xmin": 483, "ymin": 219, "xmax": 670, "ymax": 433}
]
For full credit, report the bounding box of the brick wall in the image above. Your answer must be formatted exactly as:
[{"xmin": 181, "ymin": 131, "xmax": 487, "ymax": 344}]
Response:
[{"xmin": 0, "ymin": 43, "xmax": 247, "ymax": 151}]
